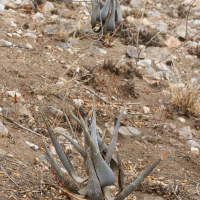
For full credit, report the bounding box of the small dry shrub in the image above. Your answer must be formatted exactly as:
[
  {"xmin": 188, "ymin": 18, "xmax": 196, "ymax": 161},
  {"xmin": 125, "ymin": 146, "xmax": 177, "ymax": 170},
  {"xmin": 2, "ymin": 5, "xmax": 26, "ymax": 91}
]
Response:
[{"xmin": 169, "ymin": 78, "xmax": 200, "ymax": 117}]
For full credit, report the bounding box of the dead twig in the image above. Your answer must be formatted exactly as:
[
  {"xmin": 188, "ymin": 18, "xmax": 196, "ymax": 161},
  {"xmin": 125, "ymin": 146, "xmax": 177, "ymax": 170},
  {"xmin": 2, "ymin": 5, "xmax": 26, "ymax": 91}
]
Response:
[
  {"xmin": 82, "ymin": 86, "xmax": 141, "ymax": 105},
  {"xmin": 0, "ymin": 114, "xmax": 49, "ymax": 139},
  {"xmin": 156, "ymin": 30, "xmax": 200, "ymax": 64}
]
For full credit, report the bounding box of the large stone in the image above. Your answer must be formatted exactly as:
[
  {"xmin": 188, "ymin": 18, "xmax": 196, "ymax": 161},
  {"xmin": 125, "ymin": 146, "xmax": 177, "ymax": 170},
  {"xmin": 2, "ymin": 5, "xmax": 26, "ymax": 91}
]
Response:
[
  {"xmin": 119, "ymin": 126, "xmax": 141, "ymax": 137},
  {"xmin": 179, "ymin": 126, "xmax": 193, "ymax": 140},
  {"xmin": 127, "ymin": 45, "xmax": 146, "ymax": 59},
  {"xmin": 0, "ymin": 121, "xmax": 8, "ymax": 137},
  {"xmin": 5, "ymin": 2, "xmax": 16, "ymax": 9},
  {"xmin": 164, "ymin": 36, "xmax": 181, "ymax": 48}
]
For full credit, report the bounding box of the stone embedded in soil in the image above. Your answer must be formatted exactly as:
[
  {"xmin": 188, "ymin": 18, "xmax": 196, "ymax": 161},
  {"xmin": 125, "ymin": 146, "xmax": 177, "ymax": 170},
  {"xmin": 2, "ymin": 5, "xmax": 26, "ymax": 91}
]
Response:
[
  {"xmin": 191, "ymin": 147, "xmax": 199, "ymax": 156},
  {"xmin": 118, "ymin": 126, "xmax": 141, "ymax": 138},
  {"xmin": 54, "ymin": 127, "xmax": 69, "ymax": 135},
  {"xmin": 45, "ymin": 106, "xmax": 65, "ymax": 122},
  {"xmin": 23, "ymin": 32, "xmax": 37, "ymax": 38},
  {"xmin": 5, "ymin": 2, "xmax": 16, "ymax": 9},
  {"xmin": 154, "ymin": 20, "xmax": 168, "ymax": 33},
  {"xmin": 43, "ymin": 2, "xmax": 55, "ymax": 13},
  {"xmin": 164, "ymin": 36, "xmax": 181, "ymax": 48},
  {"xmin": 32, "ymin": 12, "xmax": 44, "ymax": 22},
  {"xmin": 0, "ymin": 39, "xmax": 12, "ymax": 46},
  {"xmin": 105, "ymin": 121, "xmax": 115, "ymax": 135},
  {"xmin": 0, "ymin": 121, "xmax": 8, "ymax": 137},
  {"xmin": 127, "ymin": 45, "xmax": 146, "ymax": 59},
  {"xmin": 186, "ymin": 140, "xmax": 200, "ymax": 149},
  {"xmin": 25, "ymin": 141, "xmax": 39, "ymax": 150},
  {"xmin": 73, "ymin": 99, "xmax": 84, "ymax": 108},
  {"xmin": 0, "ymin": 149, "xmax": 13, "ymax": 157},
  {"xmin": 35, "ymin": 155, "xmax": 51, "ymax": 169},
  {"xmin": 179, "ymin": 126, "xmax": 192, "ymax": 140},
  {"xmin": 147, "ymin": 10, "xmax": 160, "ymax": 17},
  {"xmin": 143, "ymin": 106, "xmax": 150, "ymax": 113},
  {"xmin": 178, "ymin": 117, "xmax": 186, "ymax": 123}
]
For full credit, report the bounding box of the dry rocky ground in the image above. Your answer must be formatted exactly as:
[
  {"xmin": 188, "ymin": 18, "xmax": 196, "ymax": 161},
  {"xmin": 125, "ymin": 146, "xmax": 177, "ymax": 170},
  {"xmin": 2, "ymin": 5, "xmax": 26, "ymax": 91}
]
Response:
[{"xmin": 0, "ymin": 0, "xmax": 200, "ymax": 199}]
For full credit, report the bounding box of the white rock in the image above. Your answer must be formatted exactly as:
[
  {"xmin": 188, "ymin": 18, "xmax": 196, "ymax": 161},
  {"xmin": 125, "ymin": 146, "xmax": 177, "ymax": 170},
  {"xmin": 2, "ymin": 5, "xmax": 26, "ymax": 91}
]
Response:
[
  {"xmin": 25, "ymin": 141, "xmax": 39, "ymax": 150},
  {"xmin": 7, "ymin": 91, "xmax": 23, "ymax": 101},
  {"xmin": 154, "ymin": 20, "xmax": 168, "ymax": 33},
  {"xmin": 12, "ymin": 33, "xmax": 21, "ymax": 38},
  {"xmin": 35, "ymin": 155, "xmax": 51, "ymax": 169},
  {"xmin": 7, "ymin": 33, "xmax": 12, "ymax": 37},
  {"xmin": 26, "ymin": 43, "xmax": 33, "ymax": 49},
  {"xmin": 43, "ymin": 2, "xmax": 54, "ymax": 13},
  {"xmin": 16, "ymin": 30, "xmax": 22, "ymax": 35},
  {"xmin": 32, "ymin": 12, "xmax": 44, "ymax": 22},
  {"xmin": 0, "ymin": 149, "xmax": 13, "ymax": 158},
  {"xmin": 191, "ymin": 147, "xmax": 199, "ymax": 156},
  {"xmin": 178, "ymin": 117, "xmax": 186, "ymax": 123},
  {"xmin": 143, "ymin": 106, "xmax": 150, "ymax": 113},
  {"xmin": 0, "ymin": 3, "xmax": 5, "ymax": 9},
  {"xmin": 73, "ymin": 99, "xmax": 84, "ymax": 107},
  {"xmin": 119, "ymin": 126, "xmax": 141, "ymax": 137},
  {"xmin": 0, "ymin": 121, "xmax": 8, "ymax": 137},
  {"xmin": 147, "ymin": 10, "xmax": 160, "ymax": 17},
  {"xmin": 0, "ymin": 39, "xmax": 12, "ymax": 46},
  {"xmin": 179, "ymin": 126, "xmax": 192, "ymax": 140},
  {"xmin": 24, "ymin": 33, "xmax": 37, "ymax": 38},
  {"xmin": 10, "ymin": 21, "xmax": 17, "ymax": 27}
]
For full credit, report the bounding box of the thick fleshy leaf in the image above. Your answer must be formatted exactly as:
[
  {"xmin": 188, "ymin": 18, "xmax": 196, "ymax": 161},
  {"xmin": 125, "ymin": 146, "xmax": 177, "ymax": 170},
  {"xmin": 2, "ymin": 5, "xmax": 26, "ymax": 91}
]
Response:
[
  {"xmin": 87, "ymin": 153, "xmax": 102, "ymax": 200},
  {"xmin": 100, "ymin": 0, "xmax": 111, "ymax": 22},
  {"xmin": 43, "ymin": 141, "xmax": 79, "ymax": 194},
  {"xmin": 115, "ymin": 0, "xmax": 123, "ymax": 25},
  {"xmin": 115, "ymin": 153, "xmax": 167, "ymax": 200},
  {"xmin": 40, "ymin": 108, "xmax": 87, "ymax": 183},
  {"xmin": 91, "ymin": 0, "xmax": 100, "ymax": 28},
  {"xmin": 80, "ymin": 117, "xmax": 115, "ymax": 187},
  {"xmin": 107, "ymin": 0, "xmax": 115, "ymax": 31},
  {"xmin": 105, "ymin": 104, "xmax": 126, "ymax": 165},
  {"xmin": 91, "ymin": 100, "xmax": 98, "ymax": 149},
  {"xmin": 56, "ymin": 131, "xmax": 87, "ymax": 159}
]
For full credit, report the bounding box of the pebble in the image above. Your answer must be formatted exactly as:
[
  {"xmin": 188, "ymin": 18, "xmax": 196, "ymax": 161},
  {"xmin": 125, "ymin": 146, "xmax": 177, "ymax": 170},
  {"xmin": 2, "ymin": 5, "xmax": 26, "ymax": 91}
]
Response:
[
  {"xmin": 43, "ymin": 2, "xmax": 55, "ymax": 13},
  {"xmin": 191, "ymin": 147, "xmax": 199, "ymax": 156},
  {"xmin": 0, "ymin": 39, "xmax": 12, "ymax": 46},
  {"xmin": 46, "ymin": 106, "xmax": 65, "ymax": 122},
  {"xmin": 7, "ymin": 91, "xmax": 23, "ymax": 101},
  {"xmin": 35, "ymin": 155, "xmax": 51, "ymax": 169},
  {"xmin": 118, "ymin": 126, "xmax": 141, "ymax": 138},
  {"xmin": 0, "ymin": 121, "xmax": 9, "ymax": 137},
  {"xmin": 25, "ymin": 141, "xmax": 39, "ymax": 150},
  {"xmin": 26, "ymin": 43, "xmax": 33, "ymax": 49},
  {"xmin": 178, "ymin": 117, "xmax": 186, "ymax": 123},
  {"xmin": 179, "ymin": 126, "xmax": 192, "ymax": 140},
  {"xmin": 127, "ymin": 45, "xmax": 146, "ymax": 59},
  {"xmin": 0, "ymin": 149, "xmax": 13, "ymax": 158},
  {"xmin": 143, "ymin": 106, "xmax": 150, "ymax": 113},
  {"xmin": 24, "ymin": 33, "xmax": 37, "ymax": 38}
]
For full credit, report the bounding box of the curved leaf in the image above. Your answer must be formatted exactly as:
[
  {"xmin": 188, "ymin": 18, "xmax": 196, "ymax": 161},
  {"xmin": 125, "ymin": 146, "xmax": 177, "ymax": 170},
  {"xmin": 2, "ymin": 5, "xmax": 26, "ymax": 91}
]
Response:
[
  {"xmin": 105, "ymin": 104, "xmax": 126, "ymax": 165},
  {"xmin": 91, "ymin": 99, "xmax": 98, "ymax": 149},
  {"xmin": 107, "ymin": 0, "xmax": 115, "ymax": 31},
  {"xmin": 87, "ymin": 153, "xmax": 102, "ymax": 200},
  {"xmin": 80, "ymin": 117, "xmax": 115, "ymax": 187},
  {"xmin": 115, "ymin": 0, "xmax": 123, "ymax": 25},
  {"xmin": 40, "ymin": 108, "xmax": 87, "ymax": 183},
  {"xmin": 115, "ymin": 153, "xmax": 167, "ymax": 200},
  {"xmin": 100, "ymin": 0, "xmax": 111, "ymax": 22},
  {"xmin": 43, "ymin": 141, "xmax": 79, "ymax": 194}
]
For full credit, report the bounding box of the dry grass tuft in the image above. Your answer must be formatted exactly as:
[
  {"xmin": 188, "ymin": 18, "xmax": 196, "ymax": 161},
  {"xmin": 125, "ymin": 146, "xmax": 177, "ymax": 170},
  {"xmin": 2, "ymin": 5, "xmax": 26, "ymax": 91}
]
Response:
[{"xmin": 169, "ymin": 77, "xmax": 200, "ymax": 117}]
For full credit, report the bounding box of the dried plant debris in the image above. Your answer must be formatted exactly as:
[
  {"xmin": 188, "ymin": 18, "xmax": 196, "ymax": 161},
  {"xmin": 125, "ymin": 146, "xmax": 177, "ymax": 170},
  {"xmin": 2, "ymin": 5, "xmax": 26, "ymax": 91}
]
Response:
[
  {"xmin": 169, "ymin": 79, "xmax": 200, "ymax": 117},
  {"xmin": 103, "ymin": 60, "xmax": 123, "ymax": 75},
  {"xmin": 122, "ymin": 26, "xmax": 164, "ymax": 47},
  {"xmin": 138, "ymin": 179, "xmax": 196, "ymax": 200}
]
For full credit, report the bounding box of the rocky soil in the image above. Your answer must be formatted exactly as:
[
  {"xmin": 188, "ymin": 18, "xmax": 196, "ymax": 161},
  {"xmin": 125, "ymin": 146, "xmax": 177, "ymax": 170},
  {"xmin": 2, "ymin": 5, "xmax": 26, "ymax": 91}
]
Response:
[{"xmin": 0, "ymin": 0, "xmax": 200, "ymax": 199}]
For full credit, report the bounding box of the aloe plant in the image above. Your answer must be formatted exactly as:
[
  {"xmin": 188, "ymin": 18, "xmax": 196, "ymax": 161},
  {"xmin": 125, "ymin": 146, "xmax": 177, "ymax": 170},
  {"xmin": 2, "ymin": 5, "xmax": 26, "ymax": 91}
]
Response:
[
  {"xmin": 40, "ymin": 102, "xmax": 166, "ymax": 199},
  {"xmin": 91, "ymin": 0, "xmax": 123, "ymax": 34}
]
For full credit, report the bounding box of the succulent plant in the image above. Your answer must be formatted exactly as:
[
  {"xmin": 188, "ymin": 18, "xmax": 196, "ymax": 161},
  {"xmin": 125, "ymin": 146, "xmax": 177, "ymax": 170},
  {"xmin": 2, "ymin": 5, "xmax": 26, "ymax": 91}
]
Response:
[
  {"xmin": 40, "ymin": 101, "xmax": 166, "ymax": 199},
  {"xmin": 91, "ymin": 0, "xmax": 123, "ymax": 33}
]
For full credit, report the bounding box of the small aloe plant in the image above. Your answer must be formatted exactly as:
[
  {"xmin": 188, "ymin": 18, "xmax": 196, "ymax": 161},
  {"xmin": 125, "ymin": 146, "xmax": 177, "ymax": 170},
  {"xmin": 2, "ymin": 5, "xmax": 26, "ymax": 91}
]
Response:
[
  {"xmin": 40, "ymin": 101, "xmax": 166, "ymax": 200},
  {"xmin": 91, "ymin": 0, "xmax": 123, "ymax": 34}
]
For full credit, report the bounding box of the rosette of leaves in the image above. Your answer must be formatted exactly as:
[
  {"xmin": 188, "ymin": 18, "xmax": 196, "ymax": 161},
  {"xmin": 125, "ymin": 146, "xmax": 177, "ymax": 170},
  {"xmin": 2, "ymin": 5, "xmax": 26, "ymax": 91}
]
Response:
[
  {"xmin": 91, "ymin": 0, "xmax": 123, "ymax": 34},
  {"xmin": 40, "ymin": 101, "xmax": 166, "ymax": 200}
]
